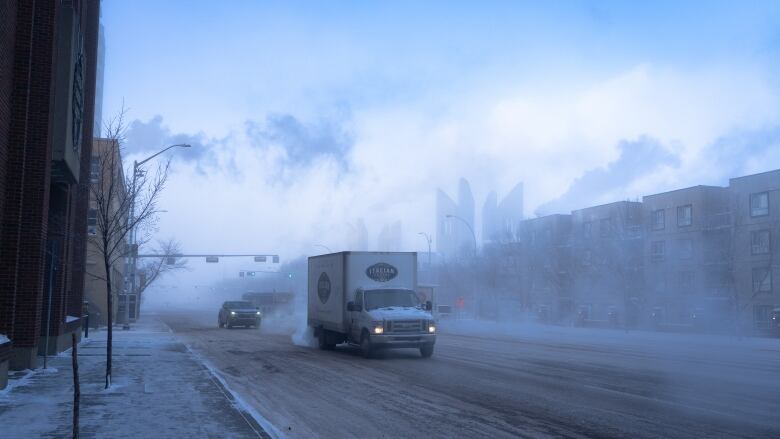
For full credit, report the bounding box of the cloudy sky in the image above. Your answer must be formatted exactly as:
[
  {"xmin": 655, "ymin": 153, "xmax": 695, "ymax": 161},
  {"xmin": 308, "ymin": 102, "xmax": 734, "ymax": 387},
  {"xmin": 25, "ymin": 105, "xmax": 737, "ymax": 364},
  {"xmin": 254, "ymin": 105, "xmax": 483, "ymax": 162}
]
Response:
[{"xmin": 102, "ymin": 0, "xmax": 780, "ymax": 270}]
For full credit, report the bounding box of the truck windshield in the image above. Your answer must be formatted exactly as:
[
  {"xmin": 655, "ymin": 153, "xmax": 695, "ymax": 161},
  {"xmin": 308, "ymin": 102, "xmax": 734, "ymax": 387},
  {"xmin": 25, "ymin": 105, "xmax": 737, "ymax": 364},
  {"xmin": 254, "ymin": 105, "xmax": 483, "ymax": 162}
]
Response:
[
  {"xmin": 364, "ymin": 289, "xmax": 420, "ymax": 310},
  {"xmin": 225, "ymin": 301, "xmax": 253, "ymax": 309}
]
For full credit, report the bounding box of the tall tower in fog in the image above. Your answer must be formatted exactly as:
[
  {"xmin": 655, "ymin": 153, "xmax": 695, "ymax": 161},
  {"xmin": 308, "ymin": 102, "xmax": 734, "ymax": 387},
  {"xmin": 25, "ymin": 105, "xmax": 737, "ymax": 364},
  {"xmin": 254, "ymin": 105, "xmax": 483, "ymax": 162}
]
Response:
[
  {"xmin": 482, "ymin": 182, "xmax": 523, "ymax": 243},
  {"xmin": 437, "ymin": 178, "xmax": 475, "ymax": 259}
]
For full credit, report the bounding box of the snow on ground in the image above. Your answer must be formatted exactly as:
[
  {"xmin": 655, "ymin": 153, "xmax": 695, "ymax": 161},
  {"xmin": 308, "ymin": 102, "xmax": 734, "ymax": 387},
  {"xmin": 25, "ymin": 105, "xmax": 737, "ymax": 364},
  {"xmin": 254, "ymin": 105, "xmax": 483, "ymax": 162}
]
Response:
[{"xmin": 0, "ymin": 319, "xmax": 272, "ymax": 439}]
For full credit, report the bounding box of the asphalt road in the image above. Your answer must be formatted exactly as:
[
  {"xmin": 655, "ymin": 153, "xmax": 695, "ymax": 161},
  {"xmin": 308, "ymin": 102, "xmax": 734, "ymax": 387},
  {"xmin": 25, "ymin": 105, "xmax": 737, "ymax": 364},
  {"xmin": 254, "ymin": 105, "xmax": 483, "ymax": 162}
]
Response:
[{"xmin": 159, "ymin": 311, "xmax": 780, "ymax": 439}]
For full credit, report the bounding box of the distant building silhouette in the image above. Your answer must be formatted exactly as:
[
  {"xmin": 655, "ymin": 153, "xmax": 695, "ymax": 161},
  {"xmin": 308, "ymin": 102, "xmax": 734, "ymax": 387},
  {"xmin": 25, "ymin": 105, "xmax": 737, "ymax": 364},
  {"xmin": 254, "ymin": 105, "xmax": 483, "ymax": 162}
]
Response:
[
  {"xmin": 482, "ymin": 182, "xmax": 524, "ymax": 243},
  {"xmin": 437, "ymin": 178, "xmax": 475, "ymax": 258},
  {"xmin": 377, "ymin": 220, "xmax": 403, "ymax": 251}
]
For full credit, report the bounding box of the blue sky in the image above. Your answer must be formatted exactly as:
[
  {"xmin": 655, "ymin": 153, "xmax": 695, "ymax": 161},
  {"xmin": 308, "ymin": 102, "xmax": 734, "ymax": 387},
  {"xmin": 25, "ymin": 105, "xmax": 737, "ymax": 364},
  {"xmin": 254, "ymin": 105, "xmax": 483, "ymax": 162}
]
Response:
[
  {"xmin": 103, "ymin": 1, "xmax": 780, "ymax": 135},
  {"xmin": 101, "ymin": 1, "xmax": 780, "ymax": 267}
]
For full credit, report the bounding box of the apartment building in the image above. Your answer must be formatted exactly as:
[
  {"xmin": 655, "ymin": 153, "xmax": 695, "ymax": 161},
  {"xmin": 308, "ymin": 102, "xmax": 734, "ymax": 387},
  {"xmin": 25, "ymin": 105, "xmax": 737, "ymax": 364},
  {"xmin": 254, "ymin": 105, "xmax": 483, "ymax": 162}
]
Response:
[
  {"xmin": 571, "ymin": 201, "xmax": 644, "ymax": 326},
  {"xmin": 641, "ymin": 185, "xmax": 732, "ymax": 328},
  {"xmin": 516, "ymin": 214, "xmax": 573, "ymax": 323},
  {"xmin": 729, "ymin": 170, "xmax": 780, "ymax": 334}
]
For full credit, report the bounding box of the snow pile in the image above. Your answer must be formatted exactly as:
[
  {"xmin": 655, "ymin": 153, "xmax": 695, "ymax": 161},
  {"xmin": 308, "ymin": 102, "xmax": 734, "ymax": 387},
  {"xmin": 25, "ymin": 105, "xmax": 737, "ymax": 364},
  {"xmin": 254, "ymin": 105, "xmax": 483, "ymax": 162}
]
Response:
[{"xmin": 0, "ymin": 369, "xmax": 36, "ymax": 396}]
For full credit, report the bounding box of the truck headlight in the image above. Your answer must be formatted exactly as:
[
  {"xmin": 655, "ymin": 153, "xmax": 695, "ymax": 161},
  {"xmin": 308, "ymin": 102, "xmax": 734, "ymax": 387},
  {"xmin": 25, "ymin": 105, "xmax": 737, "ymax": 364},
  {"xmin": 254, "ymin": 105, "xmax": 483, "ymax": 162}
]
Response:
[
  {"xmin": 256, "ymin": 311, "xmax": 261, "ymax": 316},
  {"xmin": 428, "ymin": 324, "xmax": 436, "ymax": 333},
  {"xmin": 230, "ymin": 311, "xmax": 236, "ymax": 316},
  {"xmin": 373, "ymin": 326, "xmax": 384, "ymax": 334}
]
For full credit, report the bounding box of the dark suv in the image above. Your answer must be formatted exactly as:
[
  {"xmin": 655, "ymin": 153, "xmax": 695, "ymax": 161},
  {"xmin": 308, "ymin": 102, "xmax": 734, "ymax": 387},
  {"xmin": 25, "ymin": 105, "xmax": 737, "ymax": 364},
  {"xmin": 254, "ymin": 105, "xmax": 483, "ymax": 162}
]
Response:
[{"xmin": 218, "ymin": 301, "xmax": 262, "ymax": 329}]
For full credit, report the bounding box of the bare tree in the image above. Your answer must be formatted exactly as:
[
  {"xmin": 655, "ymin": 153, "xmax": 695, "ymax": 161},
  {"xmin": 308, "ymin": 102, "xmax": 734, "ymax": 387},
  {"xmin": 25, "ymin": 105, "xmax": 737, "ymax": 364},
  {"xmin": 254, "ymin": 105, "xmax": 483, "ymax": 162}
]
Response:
[
  {"xmin": 90, "ymin": 109, "xmax": 170, "ymax": 388},
  {"xmin": 135, "ymin": 239, "xmax": 188, "ymax": 311}
]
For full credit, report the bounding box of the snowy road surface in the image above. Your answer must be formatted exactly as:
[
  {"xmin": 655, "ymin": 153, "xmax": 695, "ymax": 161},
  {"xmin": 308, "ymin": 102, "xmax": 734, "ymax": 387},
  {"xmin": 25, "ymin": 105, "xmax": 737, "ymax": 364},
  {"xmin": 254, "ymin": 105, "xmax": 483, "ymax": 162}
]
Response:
[{"xmin": 160, "ymin": 311, "xmax": 780, "ymax": 439}]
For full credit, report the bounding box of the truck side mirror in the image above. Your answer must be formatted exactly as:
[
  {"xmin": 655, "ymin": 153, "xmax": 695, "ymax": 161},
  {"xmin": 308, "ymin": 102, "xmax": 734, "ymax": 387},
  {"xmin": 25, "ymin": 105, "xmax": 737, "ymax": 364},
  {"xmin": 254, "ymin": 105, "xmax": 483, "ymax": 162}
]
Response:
[{"xmin": 426, "ymin": 301, "xmax": 433, "ymax": 311}]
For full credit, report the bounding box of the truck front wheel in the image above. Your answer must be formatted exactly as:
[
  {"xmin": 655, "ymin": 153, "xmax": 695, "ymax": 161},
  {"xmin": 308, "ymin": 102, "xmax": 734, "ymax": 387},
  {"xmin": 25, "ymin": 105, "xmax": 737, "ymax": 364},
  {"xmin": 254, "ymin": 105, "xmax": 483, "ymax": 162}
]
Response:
[{"xmin": 420, "ymin": 343, "xmax": 434, "ymax": 358}]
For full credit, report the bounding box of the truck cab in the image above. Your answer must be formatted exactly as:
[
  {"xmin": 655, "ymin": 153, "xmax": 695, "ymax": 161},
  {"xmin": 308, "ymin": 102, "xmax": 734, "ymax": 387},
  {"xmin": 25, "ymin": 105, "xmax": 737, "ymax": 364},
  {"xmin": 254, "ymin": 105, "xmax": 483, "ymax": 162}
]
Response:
[{"xmin": 346, "ymin": 288, "xmax": 436, "ymax": 357}]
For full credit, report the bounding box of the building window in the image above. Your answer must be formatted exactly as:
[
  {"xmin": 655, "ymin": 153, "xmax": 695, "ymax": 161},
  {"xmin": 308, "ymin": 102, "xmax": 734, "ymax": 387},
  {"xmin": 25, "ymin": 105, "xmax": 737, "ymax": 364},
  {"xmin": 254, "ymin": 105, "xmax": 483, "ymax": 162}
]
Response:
[
  {"xmin": 752, "ymin": 267, "xmax": 772, "ymax": 293},
  {"xmin": 582, "ymin": 249, "xmax": 592, "ymax": 266},
  {"xmin": 600, "ymin": 218, "xmax": 611, "ymax": 237},
  {"xmin": 583, "ymin": 221, "xmax": 592, "ymax": 239},
  {"xmin": 678, "ymin": 239, "xmax": 693, "ymax": 259},
  {"xmin": 754, "ymin": 305, "xmax": 772, "ymax": 329},
  {"xmin": 677, "ymin": 204, "xmax": 692, "ymax": 227},
  {"xmin": 90, "ymin": 157, "xmax": 100, "ymax": 183},
  {"xmin": 651, "ymin": 241, "xmax": 665, "ymax": 261},
  {"xmin": 678, "ymin": 271, "xmax": 694, "ymax": 290},
  {"xmin": 87, "ymin": 208, "xmax": 97, "ymax": 236},
  {"xmin": 751, "ymin": 230, "xmax": 771, "ymax": 255},
  {"xmin": 652, "ymin": 209, "xmax": 665, "ymax": 230},
  {"xmin": 750, "ymin": 192, "xmax": 769, "ymax": 217}
]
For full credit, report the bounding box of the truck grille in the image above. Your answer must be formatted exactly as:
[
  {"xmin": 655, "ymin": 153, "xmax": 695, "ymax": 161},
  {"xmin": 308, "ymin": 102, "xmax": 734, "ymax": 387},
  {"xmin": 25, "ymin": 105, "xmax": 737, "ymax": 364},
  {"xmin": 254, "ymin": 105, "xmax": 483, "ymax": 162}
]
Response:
[
  {"xmin": 236, "ymin": 313, "xmax": 256, "ymax": 319},
  {"xmin": 388, "ymin": 320, "xmax": 423, "ymax": 333}
]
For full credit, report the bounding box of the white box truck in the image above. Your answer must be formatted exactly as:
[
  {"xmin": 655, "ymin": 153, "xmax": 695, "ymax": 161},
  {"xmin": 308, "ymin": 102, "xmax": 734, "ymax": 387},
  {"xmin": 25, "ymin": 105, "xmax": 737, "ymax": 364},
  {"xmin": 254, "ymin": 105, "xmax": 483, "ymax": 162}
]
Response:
[{"xmin": 308, "ymin": 251, "xmax": 436, "ymax": 358}]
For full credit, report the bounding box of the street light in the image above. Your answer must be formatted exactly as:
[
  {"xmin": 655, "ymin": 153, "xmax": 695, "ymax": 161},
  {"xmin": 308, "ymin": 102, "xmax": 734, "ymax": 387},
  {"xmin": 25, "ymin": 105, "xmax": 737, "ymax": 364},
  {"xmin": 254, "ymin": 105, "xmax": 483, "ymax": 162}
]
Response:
[
  {"xmin": 446, "ymin": 214, "xmax": 478, "ymax": 317},
  {"xmin": 418, "ymin": 232, "xmax": 432, "ymax": 268},
  {"xmin": 124, "ymin": 143, "xmax": 191, "ymax": 330},
  {"xmin": 445, "ymin": 214, "xmax": 477, "ymax": 256}
]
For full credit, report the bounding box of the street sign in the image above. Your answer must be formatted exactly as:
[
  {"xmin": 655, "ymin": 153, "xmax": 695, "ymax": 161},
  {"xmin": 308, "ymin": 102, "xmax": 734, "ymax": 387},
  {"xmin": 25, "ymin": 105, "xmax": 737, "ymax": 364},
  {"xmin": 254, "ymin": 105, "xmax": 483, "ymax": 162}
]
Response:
[
  {"xmin": 254, "ymin": 256, "xmax": 267, "ymax": 262},
  {"xmin": 205, "ymin": 256, "xmax": 219, "ymax": 263}
]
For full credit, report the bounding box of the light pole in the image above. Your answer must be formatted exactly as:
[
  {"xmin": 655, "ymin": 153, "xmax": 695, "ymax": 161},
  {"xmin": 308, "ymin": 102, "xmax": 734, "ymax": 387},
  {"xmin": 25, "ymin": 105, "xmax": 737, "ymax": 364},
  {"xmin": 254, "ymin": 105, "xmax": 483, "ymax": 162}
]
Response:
[
  {"xmin": 446, "ymin": 214, "xmax": 478, "ymax": 317},
  {"xmin": 124, "ymin": 143, "xmax": 190, "ymax": 330},
  {"xmin": 445, "ymin": 214, "xmax": 477, "ymax": 256},
  {"xmin": 418, "ymin": 232, "xmax": 432, "ymax": 268}
]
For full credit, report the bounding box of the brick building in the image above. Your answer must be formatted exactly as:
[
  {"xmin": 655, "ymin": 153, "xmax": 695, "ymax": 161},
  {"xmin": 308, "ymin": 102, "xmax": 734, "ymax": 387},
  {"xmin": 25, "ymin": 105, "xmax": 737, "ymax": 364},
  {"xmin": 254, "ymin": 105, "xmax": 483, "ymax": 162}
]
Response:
[{"xmin": 0, "ymin": 0, "xmax": 100, "ymax": 384}]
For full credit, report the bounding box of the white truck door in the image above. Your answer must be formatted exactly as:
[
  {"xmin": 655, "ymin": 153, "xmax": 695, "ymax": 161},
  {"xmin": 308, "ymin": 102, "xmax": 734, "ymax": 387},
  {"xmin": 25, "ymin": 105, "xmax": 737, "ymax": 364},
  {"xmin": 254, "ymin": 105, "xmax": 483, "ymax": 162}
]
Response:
[{"xmin": 349, "ymin": 290, "xmax": 364, "ymax": 342}]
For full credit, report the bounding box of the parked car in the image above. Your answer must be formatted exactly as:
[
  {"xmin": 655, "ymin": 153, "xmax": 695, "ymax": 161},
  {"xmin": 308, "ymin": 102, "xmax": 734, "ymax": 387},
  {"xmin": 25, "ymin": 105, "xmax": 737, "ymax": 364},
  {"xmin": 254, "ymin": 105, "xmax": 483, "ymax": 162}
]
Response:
[{"xmin": 218, "ymin": 301, "xmax": 261, "ymax": 329}]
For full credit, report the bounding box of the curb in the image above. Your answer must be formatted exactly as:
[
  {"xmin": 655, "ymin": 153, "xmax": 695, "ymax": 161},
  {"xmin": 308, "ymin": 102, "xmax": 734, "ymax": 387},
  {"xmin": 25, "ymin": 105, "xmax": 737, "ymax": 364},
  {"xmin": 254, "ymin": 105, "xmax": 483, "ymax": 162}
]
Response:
[
  {"xmin": 186, "ymin": 342, "xmax": 279, "ymax": 439},
  {"xmin": 157, "ymin": 319, "xmax": 282, "ymax": 439}
]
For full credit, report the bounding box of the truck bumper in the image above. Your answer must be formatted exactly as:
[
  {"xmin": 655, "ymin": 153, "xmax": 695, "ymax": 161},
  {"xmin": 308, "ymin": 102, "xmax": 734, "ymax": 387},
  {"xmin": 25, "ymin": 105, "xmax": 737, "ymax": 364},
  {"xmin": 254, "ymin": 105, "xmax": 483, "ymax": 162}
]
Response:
[
  {"xmin": 371, "ymin": 333, "xmax": 436, "ymax": 349},
  {"xmin": 229, "ymin": 318, "xmax": 260, "ymax": 326}
]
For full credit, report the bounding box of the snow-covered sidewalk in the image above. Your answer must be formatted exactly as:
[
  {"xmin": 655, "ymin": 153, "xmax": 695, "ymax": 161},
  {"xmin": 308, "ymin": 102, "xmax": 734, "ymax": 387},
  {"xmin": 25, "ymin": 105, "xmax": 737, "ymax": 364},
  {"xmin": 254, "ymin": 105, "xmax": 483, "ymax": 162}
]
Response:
[{"xmin": 0, "ymin": 317, "xmax": 272, "ymax": 439}]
